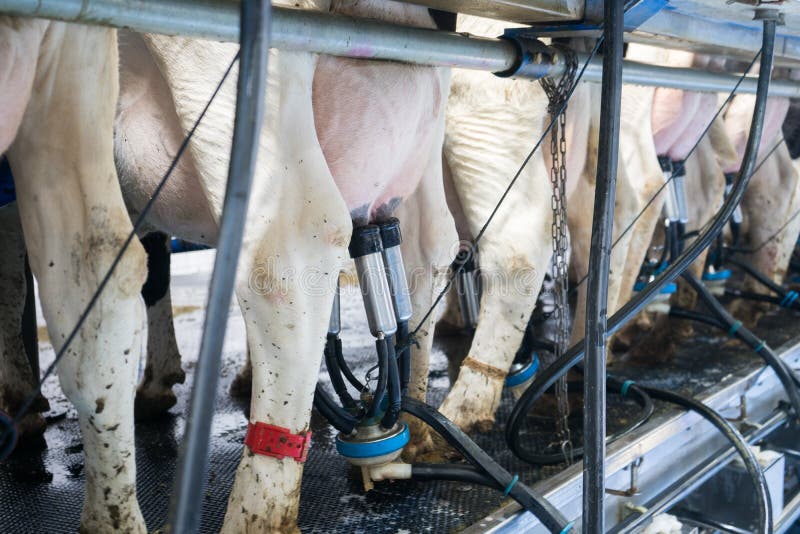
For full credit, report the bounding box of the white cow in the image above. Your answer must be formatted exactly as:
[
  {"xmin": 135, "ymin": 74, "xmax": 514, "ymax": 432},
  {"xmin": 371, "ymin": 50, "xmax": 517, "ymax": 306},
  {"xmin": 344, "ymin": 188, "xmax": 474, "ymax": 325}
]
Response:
[
  {"xmin": 406, "ymin": 25, "xmax": 668, "ymax": 442},
  {"xmin": 2, "ymin": 1, "xmax": 457, "ymax": 531},
  {"xmin": 1, "ymin": 17, "xmax": 148, "ymax": 532},
  {"xmin": 612, "ymin": 51, "xmax": 742, "ymax": 360},
  {"xmin": 114, "ymin": 0, "xmax": 455, "ymax": 531},
  {"xmin": 724, "ymin": 95, "xmax": 798, "ymax": 327}
]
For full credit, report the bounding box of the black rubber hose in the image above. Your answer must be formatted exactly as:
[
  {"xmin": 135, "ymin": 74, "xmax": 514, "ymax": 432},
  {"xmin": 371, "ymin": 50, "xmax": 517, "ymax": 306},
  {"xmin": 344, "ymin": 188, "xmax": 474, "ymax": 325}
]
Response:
[
  {"xmin": 675, "ymin": 221, "xmax": 687, "ymax": 256},
  {"xmin": 397, "ymin": 320, "xmax": 411, "ymax": 395},
  {"xmin": 509, "ymin": 378, "xmax": 654, "ymax": 465},
  {"xmin": 725, "ymin": 288, "xmax": 796, "ymax": 309},
  {"xmin": 402, "ymin": 396, "xmax": 570, "ymax": 533},
  {"xmin": 655, "ymin": 224, "xmax": 671, "ymax": 271},
  {"xmin": 365, "ymin": 336, "xmax": 390, "ymax": 419},
  {"xmin": 727, "ymin": 257, "xmax": 789, "ymax": 298},
  {"xmin": 668, "ymin": 222, "xmax": 680, "ymax": 263},
  {"xmin": 324, "ymin": 334, "xmax": 359, "ymax": 413},
  {"xmin": 639, "ymin": 385, "xmax": 772, "ymax": 534},
  {"xmin": 314, "ymin": 384, "xmax": 357, "ymax": 434},
  {"xmin": 668, "ymin": 307, "xmax": 726, "ymax": 330},
  {"xmin": 381, "ymin": 340, "xmax": 402, "ymax": 429},
  {"xmin": 412, "ymin": 463, "xmax": 500, "ymax": 488},
  {"xmin": 335, "ymin": 336, "xmax": 365, "ymax": 391},
  {"xmin": 507, "ymin": 16, "xmax": 777, "ymax": 458},
  {"xmin": 583, "ymin": 3, "xmax": 624, "ymax": 525},
  {"xmin": 682, "ymin": 272, "xmax": 800, "ymax": 420}
]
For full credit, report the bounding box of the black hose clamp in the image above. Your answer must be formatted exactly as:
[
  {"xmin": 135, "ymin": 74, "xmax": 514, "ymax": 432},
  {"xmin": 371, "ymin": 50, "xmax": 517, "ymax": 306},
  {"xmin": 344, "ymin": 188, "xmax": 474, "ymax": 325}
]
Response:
[{"xmin": 349, "ymin": 225, "xmax": 383, "ymax": 259}]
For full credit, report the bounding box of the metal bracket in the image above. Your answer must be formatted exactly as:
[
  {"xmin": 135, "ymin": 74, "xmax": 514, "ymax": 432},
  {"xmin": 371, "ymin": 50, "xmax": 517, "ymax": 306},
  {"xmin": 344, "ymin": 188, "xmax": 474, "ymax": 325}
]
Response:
[
  {"xmin": 753, "ymin": 7, "xmax": 786, "ymax": 25},
  {"xmin": 606, "ymin": 457, "xmax": 644, "ymax": 497},
  {"xmin": 725, "ymin": 394, "xmax": 749, "ymax": 423}
]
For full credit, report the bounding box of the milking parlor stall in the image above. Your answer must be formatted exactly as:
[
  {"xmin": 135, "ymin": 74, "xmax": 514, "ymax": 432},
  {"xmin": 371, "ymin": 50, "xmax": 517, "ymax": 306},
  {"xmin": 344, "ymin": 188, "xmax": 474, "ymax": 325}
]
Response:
[{"xmin": 8, "ymin": 1, "xmax": 800, "ymax": 533}]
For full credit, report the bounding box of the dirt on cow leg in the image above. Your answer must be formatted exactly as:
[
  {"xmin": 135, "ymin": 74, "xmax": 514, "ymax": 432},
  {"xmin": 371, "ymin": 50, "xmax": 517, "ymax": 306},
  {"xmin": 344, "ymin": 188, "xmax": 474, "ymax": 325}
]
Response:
[
  {"xmin": 9, "ymin": 22, "xmax": 148, "ymax": 533},
  {"xmin": 229, "ymin": 352, "xmax": 252, "ymax": 399}
]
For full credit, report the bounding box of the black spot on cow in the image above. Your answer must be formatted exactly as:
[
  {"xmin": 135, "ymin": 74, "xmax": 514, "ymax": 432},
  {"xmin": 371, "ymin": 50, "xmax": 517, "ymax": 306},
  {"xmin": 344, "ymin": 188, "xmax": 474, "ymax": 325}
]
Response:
[
  {"xmin": 783, "ymin": 101, "xmax": 800, "ymax": 159},
  {"xmin": 140, "ymin": 232, "xmax": 171, "ymax": 307}
]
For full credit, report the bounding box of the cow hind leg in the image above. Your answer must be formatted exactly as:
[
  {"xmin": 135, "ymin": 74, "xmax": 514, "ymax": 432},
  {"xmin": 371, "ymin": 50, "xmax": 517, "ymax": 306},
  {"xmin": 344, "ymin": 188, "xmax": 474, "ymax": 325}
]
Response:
[
  {"xmin": 135, "ymin": 231, "xmax": 185, "ymax": 419},
  {"xmin": 0, "ymin": 203, "xmax": 48, "ymax": 440},
  {"xmin": 8, "ymin": 23, "xmax": 147, "ymax": 532},
  {"xmin": 395, "ymin": 152, "xmax": 458, "ymax": 459},
  {"xmin": 221, "ymin": 49, "xmax": 351, "ymax": 533}
]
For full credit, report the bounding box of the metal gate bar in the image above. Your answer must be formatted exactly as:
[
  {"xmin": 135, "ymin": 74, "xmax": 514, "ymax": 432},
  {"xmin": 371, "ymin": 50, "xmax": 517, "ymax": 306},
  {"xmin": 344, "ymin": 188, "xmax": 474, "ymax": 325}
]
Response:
[{"xmin": 3, "ymin": 1, "xmax": 800, "ymax": 96}]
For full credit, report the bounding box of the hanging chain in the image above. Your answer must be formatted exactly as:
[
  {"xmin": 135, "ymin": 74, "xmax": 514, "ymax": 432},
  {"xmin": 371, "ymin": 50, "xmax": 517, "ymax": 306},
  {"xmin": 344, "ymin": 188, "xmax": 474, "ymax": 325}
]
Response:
[{"xmin": 540, "ymin": 44, "xmax": 577, "ymax": 466}]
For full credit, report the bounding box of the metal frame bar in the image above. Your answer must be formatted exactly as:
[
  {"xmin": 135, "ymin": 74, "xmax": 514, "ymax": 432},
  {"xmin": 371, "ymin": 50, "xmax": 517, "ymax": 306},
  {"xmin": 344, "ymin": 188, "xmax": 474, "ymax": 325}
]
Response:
[
  {"xmin": 3, "ymin": 1, "xmax": 800, "ymax": 96},
  {"xmin": 464, "ymin": 342, "xmax": 800, "ymax": 533},
  {"xmin": 582, "ymin": 2, "xmax": 623, "ymax": 530},
  {"xmin": 166, "ymin": 2, "xmax": 271, "ymax": 532}
]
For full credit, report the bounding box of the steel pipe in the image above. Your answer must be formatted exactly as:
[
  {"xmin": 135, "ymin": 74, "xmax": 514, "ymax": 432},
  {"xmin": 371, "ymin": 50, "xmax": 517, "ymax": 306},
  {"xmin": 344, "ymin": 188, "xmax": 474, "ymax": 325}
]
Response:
[{"xmin": 3, "ymin": 0, "xmax": 800, "ymax": 96}]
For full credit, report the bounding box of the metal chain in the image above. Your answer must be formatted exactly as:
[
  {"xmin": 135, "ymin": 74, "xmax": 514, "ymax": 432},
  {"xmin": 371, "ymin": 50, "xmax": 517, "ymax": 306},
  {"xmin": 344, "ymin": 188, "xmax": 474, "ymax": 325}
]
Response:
[{"xmin": 540, "ymin": 44, "xmax": 577, "ymax": 466}]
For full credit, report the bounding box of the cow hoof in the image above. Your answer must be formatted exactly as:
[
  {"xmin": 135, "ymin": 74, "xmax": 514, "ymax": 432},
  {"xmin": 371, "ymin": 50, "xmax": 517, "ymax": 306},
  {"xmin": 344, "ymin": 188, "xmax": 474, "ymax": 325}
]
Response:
[
  {"xmin": 230, "ymin": 369, "xmax": 252, "ymax": 398},
  {"xmin": 402, "ymin": 424, "xmax": 462, "ymax": 463},
  {"xmin": 134, "ymin": 388, "xmax": 177, "ymax": 420},
  {"xmin": 2, "ymin": 391, "xmax": 50, "ymax": 442},
  {"xmin": 626, "ymin": 339, "xmax": 676, "ymax": 365},
  {"xmin": 401, "ymin": 419, "xmax": 435, "ymax": 461},
  {"xmin": 16, "ymin": 412, "xmax": 47, "ymax": 442}
]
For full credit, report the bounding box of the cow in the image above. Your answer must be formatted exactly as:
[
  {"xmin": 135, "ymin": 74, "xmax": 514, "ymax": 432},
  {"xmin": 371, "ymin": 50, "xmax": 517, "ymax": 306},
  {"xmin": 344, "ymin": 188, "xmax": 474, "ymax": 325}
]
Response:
[
  {"xmin": 1, "ymin": 16, "xmax": 149, "ymax": 532},
  {"xmin": 401, "ymin": 25, "xmax": 671, "ymax": 443},
  {"xmin": 611, "ymin": 51, "xmax": 743, "ymax": 361},
  {"xmin": 2, "ymin": 1, "xmax": 459, "ymax": 531},
  {"xmin": 114, "ymin": 1, "xmax": 456, "ymax": 530},
  {"xmin": 724, "ymin": 95, "xmax": 799, "ymax": 327}
]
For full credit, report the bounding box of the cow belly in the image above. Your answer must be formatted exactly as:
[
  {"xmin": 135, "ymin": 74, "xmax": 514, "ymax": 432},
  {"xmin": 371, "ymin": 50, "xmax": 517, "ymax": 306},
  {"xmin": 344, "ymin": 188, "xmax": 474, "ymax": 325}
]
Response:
[
  {"xmin": 0, "ymin": 18, "xmax": 47, "ymax": 154},
  {"xmin": 313, "ymin": 56, "xmax": 443, "ymax": 222},
  {"xmin": 115, "ymin": 32, "xmax": 218, "ymax": 245}
]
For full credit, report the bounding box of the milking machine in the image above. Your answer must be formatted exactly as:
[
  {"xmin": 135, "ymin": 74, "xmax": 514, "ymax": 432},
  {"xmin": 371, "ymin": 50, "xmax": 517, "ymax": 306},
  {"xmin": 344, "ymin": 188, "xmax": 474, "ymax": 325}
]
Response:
[
  {"xmin": 314, "ymin": 220, "xmax": 573, "ymax": 532},
  {"xmin": 634, "ymin": 133, "xmax": 800, "ymax": 420},
  {"xmin": 328, "ymin": 224, "xmax": 408, "ymax": 481}
]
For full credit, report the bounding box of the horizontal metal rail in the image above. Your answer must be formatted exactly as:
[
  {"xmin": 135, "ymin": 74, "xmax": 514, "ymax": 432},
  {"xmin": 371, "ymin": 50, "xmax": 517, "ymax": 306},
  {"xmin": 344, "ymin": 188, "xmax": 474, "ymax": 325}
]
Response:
[
  {"xmin": 3, "ymin": 0, "xmax": 800, "ymax": 96},
  {"xmin": 464, "ymin": 339, "xmax": 800, "ymax": 533},
  {"xmin": 611, "ymin": 411, "xmax": 787, "ymax": 533}
]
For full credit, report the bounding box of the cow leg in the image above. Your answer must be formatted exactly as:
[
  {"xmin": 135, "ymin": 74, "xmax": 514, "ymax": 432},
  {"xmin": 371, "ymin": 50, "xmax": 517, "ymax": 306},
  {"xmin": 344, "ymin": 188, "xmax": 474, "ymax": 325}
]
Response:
[
  {"xmin": 8, "ymin": 23, "xmax": 147, "ymax": 532},
  {"xmin": 395, "ymin": 151, "xmax": 458, "ymax": 457},
  {"xmin": 221, "ymin": 49, "xmax": 350, "ymax": 533},
  {"xmin": 437, "ymin": 198, "xmax": 550, "ymax": 433},
  {"xmin": 135, "ymin": 231, "xmax": 185, "ymax": 419},
  {"xmin": 731, "ymin": 144, "xmax": 800, "ymax": 326},
  {"xmin": 436, "ymin": 130, "xmax": 552, "ymax": 433},
  {"xmin": 0, "ymin": 202, "xmax": 48, "ymax": 439}
]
